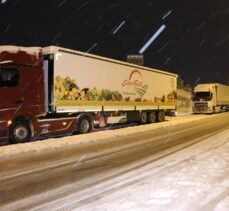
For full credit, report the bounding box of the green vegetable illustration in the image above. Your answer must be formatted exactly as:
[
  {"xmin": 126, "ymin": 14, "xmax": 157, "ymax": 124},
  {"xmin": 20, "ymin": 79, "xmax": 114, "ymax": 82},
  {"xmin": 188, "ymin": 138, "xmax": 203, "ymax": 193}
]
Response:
[
  {"xmin": 135, "ymin": 85, "xmax": 148, "ymax": 97},
  {"xmin": 55, "ymin": 76, "xmax": 123, "ymax": 102}
]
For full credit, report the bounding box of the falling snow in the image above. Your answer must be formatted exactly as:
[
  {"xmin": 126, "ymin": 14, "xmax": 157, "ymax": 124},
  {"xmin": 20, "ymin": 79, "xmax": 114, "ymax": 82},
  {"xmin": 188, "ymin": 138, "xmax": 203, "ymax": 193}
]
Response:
[
  {"xmin": 164, "ymin": 56, "xmax": 171, "ymax": 65},
  {"xmin": 76, "ymin": 1, "xmax": 90, "ymax": 11},
  {"xmin": 112, "ymin": 20, "xmax": 126, "ymax": 34},
  {"xmin": 0, "ymin": 1, "xmax": 228, "ymax": 84},
  {"xmin": 0, "ymin": 0, "xmax": 7, "ymax": 4},
  {"xmin": 4, "ymin": 24, "xmax": 11, "ymax": 33},
  {"xmin": 57, "ymin": 0, "xmax": 67, "ymax": 8},
  {"xmin": 196, "ymin": 22, "xmax": 206, "ymax": 31},
  {"xmin": 162, "ymin": 10, "xmax": 172, "ymax": 20},
  {"xmin": 52, "ymin": 32, "xmax": 62, "ymax": 42},
  {"xmin": 139, "ymin": 25, "xmax": 166, "ymax": 54},
  {"xmin": 87, "ymin": 43, "xmax": 98, "ymax": 53},
  {"xmin": 194, "ymin": 77, "xmax": 201, "ymax": 85},
  {"xmin": 199, "ymin": 39, "xmax": 206, "ymax": 47},
  {"xmin": 157, "ymin": 41, "xmax": 170, "ymax": 53}
]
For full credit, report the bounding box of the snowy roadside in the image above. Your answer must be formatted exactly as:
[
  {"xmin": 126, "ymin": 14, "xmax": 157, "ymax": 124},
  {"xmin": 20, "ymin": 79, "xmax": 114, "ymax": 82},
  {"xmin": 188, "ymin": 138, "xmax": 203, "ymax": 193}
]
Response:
[
  {"xmin": 0, "ymin": 114, "xmax": 217, "ymax": 161},
  {"xmin": 55, "ymin": 129, "xmax": 229, "ymax": 211}
]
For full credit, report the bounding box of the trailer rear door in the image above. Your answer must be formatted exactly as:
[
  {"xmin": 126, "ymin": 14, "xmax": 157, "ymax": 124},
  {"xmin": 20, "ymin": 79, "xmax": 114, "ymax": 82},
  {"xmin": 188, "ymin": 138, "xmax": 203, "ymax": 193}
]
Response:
[{"xmin": 43, "ymin": 55, "xmax": 54, "ymax": 113}]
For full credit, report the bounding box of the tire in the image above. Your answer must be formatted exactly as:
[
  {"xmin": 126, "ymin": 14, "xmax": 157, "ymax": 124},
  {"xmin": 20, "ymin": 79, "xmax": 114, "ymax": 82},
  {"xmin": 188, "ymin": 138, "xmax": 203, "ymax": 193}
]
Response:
[
  {"xmin": 148, "ymin": 111, "xmax": 157, "ymax": 123},
  {"xmin": 157, "ymin": 110, "xmax": 165, "ymax": 122},
  {"xmin": 10, "ymin": 119, "xmax": 31, "ymax": 144},
  {"xmin": 212, "ymin": 107, "xmax": 215, "ymax": 114},
  {"xmin": 139, "ymin": 111, "xmax": 148, "ymax": 124},
  {"xmin": 78, "ymin": 116, "xmax": 92, "ymax": 134}
]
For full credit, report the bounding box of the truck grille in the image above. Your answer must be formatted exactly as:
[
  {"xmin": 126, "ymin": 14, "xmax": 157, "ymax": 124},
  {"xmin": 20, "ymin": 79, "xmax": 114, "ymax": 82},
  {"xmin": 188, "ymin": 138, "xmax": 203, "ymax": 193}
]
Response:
[{"xmin": 194, "ymin": 102, "xmax": 208, "ymax": 111}]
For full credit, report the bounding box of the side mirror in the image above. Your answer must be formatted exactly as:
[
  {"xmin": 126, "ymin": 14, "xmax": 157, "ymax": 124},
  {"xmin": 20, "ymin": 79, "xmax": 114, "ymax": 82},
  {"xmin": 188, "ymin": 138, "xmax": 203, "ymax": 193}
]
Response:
[{"xmin": 191, "ymin": 92, "xmax": 195, "ymax": 100}]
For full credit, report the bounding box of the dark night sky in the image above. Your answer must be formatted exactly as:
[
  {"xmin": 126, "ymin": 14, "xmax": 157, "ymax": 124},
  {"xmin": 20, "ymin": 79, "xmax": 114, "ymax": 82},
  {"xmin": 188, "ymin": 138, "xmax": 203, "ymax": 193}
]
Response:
[{"xmin": 0, "ymin": 0, "xmax": 228, "ymax": 85}]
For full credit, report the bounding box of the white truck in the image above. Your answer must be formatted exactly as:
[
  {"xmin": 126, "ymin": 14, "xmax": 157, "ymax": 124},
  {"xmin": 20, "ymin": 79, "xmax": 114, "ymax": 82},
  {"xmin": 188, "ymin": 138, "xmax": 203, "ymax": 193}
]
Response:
[
  {"xmin": 0, "ymin": 45, "xmax": 177, "ymax": 143},
  {"xmin": 192, "ymin": 83, "xmax": 229, "ymax": 114}
]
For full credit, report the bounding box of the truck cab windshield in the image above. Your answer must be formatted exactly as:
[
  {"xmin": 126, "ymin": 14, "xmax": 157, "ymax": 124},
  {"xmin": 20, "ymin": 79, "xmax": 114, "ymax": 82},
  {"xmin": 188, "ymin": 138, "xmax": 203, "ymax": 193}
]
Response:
[{"xmin": 193, "ymin": 91, "xmax": 212, "ymax": 101}]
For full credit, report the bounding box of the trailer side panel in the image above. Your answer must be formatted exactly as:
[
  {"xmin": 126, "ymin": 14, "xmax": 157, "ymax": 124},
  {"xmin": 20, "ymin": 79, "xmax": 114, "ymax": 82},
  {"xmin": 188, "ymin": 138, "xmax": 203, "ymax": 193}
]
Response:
[{"xmin": 53, "ymin": 51, "xmax": 177, "ymax": 113}]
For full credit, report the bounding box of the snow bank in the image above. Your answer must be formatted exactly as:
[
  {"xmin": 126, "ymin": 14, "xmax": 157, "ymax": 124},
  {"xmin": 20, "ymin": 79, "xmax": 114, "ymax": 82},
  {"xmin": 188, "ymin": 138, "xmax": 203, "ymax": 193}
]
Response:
[{"xmin": 0, "ymin": 114, "xmax": 217, "ymax": 161}]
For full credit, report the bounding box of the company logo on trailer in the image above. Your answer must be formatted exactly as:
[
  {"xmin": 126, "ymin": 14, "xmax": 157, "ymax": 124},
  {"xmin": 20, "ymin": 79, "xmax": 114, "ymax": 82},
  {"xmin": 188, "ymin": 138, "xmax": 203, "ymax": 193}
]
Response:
[
  {"xmin": 122, "ymin": 70, "xmax": 143, "ymax": 88},
  {"xmin": 122, "ymin": 70, "xmax": 148, "ymax": 97}
]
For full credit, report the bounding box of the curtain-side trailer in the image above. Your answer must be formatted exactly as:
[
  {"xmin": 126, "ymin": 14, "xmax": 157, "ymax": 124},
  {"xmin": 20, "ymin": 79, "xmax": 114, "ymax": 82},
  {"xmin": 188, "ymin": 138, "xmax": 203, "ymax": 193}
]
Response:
[{"xmin": 0, "ymin": 45, "xmax": 177, "ymax": 143}]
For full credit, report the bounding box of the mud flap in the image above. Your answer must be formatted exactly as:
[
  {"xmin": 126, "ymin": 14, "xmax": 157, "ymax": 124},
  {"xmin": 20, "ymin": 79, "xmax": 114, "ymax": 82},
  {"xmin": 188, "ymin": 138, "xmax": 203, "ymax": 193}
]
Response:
[{"xmin": 98, "ymin": 112, "xmax": 107, "ymax": 128}]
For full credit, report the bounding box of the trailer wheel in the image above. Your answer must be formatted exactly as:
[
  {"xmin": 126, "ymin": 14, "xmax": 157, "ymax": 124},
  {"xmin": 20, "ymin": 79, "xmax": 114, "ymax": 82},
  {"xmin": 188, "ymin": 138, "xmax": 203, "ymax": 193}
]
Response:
[
  {"xmin": 10, "ymin": 119, "xmax": 31, "ymax": 144},
  {"xmin": 78, "ymin": 116, "xmax": 92, "ymax": 134},
  {"xmin": 157, "ymin": 111, "xmax": 165, "ymax": 122},
  {"xmin": 148, "ymin": 111, "xmax": 157, "ymax": 123},
  {"xmin": 139, "ymin": 111, "xmax": 148, "ymax": 124}
]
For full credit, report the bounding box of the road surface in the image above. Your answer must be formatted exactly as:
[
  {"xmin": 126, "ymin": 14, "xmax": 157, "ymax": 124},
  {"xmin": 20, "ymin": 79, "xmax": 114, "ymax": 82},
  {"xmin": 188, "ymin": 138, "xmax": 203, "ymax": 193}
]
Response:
[{"xmin": 0, "ymin": 113, "xmax": 229, "ymax": 210}]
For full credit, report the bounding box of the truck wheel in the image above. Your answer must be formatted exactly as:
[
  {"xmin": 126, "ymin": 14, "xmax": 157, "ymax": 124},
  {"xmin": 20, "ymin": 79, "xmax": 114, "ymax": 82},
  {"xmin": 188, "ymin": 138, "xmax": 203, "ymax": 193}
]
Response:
[
  {"xmin": 139, "ymin": 112, "xmax": 148, "ymax": 124},
  {"xmin": 213, "ymin": 107, "xmax": 215, "ymax": 114},
  {"xmin": 148, "ymin": 111, "xmax": 157, "ymax": 123},
  {"xmin": 157, "ymin": 111, "xmax": 165, "ymax": 122},
  {"xmin": 10, "ymin": 120, "xmax": 31, "ymax": 144},
  {"xmin": 78, "ymin": 117, "xmax": 92, "ymax": 134}
]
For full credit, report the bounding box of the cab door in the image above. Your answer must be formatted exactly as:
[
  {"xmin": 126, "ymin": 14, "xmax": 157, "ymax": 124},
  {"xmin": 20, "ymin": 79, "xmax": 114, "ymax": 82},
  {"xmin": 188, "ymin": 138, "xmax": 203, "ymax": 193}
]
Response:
[
  {"xmin": 0, "ymin": 67, "xmax": 22, "ymax": 115},
  {"xmin": 0, "ymin": 64, "xmax": 42, "ymax": 118},
  {"xmin": 17, "ymin": 65, "xmax": 43, "ymax": 116}
]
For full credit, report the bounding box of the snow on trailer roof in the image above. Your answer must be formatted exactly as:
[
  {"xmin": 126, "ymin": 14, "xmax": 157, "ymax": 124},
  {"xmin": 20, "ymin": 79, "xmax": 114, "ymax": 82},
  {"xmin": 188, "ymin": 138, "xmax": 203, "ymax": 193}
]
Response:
[
  {"xmin": 195, "ymin": 83, "xmax": 229, "ymax": 88},
  {"xmin": 43, "ymin": 46, "xmax": 178, "ymax": 78},
  {"xmin": 0, "ymin": 45, "xmax": 41, "ymax": 59}
]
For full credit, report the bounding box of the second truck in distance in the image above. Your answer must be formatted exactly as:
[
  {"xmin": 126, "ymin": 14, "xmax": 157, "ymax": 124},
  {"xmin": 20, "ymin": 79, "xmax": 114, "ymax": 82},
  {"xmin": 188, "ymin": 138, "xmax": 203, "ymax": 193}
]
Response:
[{"xmin": 192, "ymin": 83, "xmax": 229, "ymax": 113}]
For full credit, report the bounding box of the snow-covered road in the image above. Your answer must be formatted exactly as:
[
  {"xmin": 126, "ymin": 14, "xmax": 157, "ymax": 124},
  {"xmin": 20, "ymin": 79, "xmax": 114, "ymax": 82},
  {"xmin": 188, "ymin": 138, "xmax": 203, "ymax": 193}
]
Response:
[
  {"xmin": 74, "ymin": 129, "xmax": 229, "ymax": 211},
  {"xmin": 0, "ymin": 113, "xmax": 229, "ymax": 210}
]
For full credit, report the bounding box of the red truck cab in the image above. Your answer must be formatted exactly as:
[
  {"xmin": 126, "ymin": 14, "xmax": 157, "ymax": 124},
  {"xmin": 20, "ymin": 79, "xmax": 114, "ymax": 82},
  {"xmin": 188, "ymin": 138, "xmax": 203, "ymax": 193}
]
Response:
[
  {"xmin": 0, "ymin": 46, "xmax": 84, "ymax": 144},
  {"xmin": 0, "ymin": 46, "xmax": 46, "ymax": 142}
]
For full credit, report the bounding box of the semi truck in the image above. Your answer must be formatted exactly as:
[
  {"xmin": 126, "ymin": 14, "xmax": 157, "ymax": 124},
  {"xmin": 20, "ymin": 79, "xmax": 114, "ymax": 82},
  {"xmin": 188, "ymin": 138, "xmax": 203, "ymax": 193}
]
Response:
[
  {"xmin": 192, "ymin": 83, "xmax": 229, "ymax": 114},
  {"xmin": 0, "ymin": 45, "xmax": 177, "ymax": 143}
]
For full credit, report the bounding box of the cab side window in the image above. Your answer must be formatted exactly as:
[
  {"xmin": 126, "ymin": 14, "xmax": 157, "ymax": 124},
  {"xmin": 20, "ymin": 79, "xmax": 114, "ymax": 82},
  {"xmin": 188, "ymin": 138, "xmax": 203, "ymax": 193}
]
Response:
[{"xmin": 0, "ymin": 68, "xmax": 19, "ymax": 87}]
